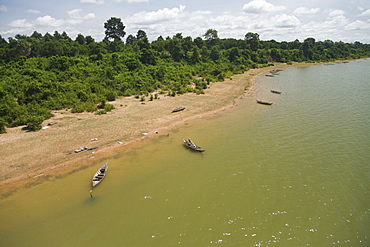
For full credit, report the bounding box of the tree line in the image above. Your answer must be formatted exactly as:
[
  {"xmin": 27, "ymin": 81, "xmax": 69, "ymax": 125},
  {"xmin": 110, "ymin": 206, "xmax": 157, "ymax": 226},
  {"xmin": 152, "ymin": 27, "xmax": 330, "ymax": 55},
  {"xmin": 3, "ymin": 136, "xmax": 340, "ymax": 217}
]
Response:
[{"xmin": 1, "ymin": 17, "xmax": 369, "ymax": 132}]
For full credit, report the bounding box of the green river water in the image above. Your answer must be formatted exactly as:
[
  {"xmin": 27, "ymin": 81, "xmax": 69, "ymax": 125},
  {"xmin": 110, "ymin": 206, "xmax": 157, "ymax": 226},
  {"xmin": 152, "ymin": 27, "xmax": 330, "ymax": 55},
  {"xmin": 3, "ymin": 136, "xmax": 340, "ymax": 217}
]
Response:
[{"xmin": 1, "ymin": 59, "xmax": 369, "ymax": 246}]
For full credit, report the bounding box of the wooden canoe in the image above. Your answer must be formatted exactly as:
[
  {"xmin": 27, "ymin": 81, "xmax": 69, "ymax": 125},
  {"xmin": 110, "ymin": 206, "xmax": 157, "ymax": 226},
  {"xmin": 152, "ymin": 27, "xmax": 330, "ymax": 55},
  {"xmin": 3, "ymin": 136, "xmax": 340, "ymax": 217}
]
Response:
[
  {"xmin": 256, "ymin": 100, "xmax": 273, "ymax": 105},
  {"xmin": 183, "ymin": 138, "xmax": 205, "ymax": 152},
  {"xmin": 271, "ymin": 90, "xmax": 282, "ymax": 94},
  {"xmin": 92, "ymin": 160, "xmax": 108, "ymax": 187},
  {"xmin": 172, "ymin": 106, "xmax": 186, "ymax": 113}
]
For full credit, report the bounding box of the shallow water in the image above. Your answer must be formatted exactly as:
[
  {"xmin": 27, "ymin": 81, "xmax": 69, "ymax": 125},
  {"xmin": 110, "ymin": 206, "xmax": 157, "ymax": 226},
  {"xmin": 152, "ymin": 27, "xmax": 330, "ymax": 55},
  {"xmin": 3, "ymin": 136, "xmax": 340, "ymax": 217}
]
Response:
[{"xmin": 1, "ymin": 60, "xmax": 369, "ymax": 246}]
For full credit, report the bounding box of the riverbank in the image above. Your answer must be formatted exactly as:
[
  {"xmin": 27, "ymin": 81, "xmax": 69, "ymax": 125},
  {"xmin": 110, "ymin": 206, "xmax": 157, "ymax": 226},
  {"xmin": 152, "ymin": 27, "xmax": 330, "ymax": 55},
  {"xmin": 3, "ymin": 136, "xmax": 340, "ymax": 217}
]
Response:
[{"xmin": 0, "ymin": 62, "xmax": 319, "ymax": 198}]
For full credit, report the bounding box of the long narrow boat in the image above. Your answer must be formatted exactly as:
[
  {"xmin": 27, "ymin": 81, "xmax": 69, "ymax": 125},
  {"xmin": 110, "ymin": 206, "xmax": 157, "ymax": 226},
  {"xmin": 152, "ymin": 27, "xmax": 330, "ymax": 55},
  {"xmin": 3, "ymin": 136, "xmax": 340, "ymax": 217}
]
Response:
[
  {"xmin": 271, "ymin": 90, "xmax": 282, "ymax": 94},
  {"xmin": 256, "ymin": 100, "xmax": 273, "ymax": 105},
  {"xmin": 172, "ymin": 106, "xmax": 186, "ymax": 113},
  {"xmin": 92, "ymin": 160, "xmax": 108, "ymax": 187},
  {"xmin": 183, "ymin": 138, "xmax": 205, "ymax": 152}
]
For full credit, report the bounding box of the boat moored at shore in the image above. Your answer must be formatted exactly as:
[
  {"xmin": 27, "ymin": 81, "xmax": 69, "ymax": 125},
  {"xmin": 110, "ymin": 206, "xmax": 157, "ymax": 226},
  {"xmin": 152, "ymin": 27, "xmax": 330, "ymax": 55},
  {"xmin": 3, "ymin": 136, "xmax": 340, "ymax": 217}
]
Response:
[
  {"xmin": 92, "ymin": 160, "xmax": 108, "ymax": 187},
  {"xmin": 183, "ymin": 138, "xmax": 205, "ymax": 152},
  {"xmin": 256, "ymin": 100, "xmax": 273, "ymax": 105}
]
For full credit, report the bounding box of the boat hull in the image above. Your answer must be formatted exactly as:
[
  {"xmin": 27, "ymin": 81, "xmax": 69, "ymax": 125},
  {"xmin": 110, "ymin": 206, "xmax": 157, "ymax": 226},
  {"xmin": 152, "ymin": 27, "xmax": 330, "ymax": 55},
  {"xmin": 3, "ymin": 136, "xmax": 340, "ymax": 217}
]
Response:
[
  {"xmin": 271, "ymin": 90, "xmax": 282, "ymax": 94},
  {"xmin": 256, "ymin": 100, "xmax": 273, "ymax": 105},
  {"xmin": 92, "ymin": 162, "xmax": 108, "ymax": 187},
  {"xmin": 172, "ymin": 106, "xmax": 185, "ymax": 113},
  {"xmin": 183, "ymin": 138, "xmax": 205, "ymax": 152}
]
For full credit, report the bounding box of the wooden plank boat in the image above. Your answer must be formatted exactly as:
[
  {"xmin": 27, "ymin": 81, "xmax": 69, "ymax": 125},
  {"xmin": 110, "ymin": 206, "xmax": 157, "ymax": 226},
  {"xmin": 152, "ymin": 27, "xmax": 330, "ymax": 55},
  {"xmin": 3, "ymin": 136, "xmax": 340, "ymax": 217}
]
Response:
[
  {"xmin": 172, "ymin": 106, "xmax": 186, "ymax": 113},
  {"xmin": 256, "ymin": 100, "xmax": 273, "ymax": 105},
  {"xmin": 92, "ymin": 160, "xmax": 108, "ymax": 187},
  {"xmin": 183, "ymin": 138, "xmax": 205, "ymax": 152},
  {"xmin": 271, "ymin": 90, "xmax": 282, "ymax": 94}
]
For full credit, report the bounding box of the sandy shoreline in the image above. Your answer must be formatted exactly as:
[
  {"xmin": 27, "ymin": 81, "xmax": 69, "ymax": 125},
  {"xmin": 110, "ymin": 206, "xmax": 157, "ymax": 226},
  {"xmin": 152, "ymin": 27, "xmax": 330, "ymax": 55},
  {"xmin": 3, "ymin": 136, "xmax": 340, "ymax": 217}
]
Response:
[{"xmin": 0, "ymin": 62, "xmax": 316, "ymax": 198}]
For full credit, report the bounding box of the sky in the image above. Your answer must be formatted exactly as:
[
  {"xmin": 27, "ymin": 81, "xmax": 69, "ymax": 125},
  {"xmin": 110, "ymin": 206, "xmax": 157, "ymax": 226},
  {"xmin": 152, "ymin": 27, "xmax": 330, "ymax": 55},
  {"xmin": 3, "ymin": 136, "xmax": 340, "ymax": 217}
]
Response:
[{"xmin": 1, "ymin": 0, "xmax": 370, "ymax": 43}]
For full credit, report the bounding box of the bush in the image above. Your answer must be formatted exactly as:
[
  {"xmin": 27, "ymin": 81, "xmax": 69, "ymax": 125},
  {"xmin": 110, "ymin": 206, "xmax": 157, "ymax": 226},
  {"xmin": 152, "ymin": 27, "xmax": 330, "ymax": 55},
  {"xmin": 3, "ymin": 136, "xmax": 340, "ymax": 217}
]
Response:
[
  {"xmin": 71, "ymin": 104, "xmax": 84, "ymax": 113},
  {"xmin": 26, "ymin": 115, "xmax": 44, "ymax": 131},
  {"xmin": 85, "ymin": 101, "xmax": 97, "ymax": 112},
  {"xmin": 104, "ymin": 103, "xmax": 115, "ymax": 112},
  {"xmin": 106, "ymin": 91, "xmax": 116, "ymax": 101},
  {"xmin": 95, "ymin": 110, "xmax": 106, "ymax": 115}
]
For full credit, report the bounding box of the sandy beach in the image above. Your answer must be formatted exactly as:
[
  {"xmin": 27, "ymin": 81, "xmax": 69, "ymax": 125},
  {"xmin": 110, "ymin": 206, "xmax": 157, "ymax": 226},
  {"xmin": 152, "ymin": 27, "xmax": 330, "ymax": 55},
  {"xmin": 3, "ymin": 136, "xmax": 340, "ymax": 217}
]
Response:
[{"xmin": 0, "ymin": 62, "xmax": 310, "ymax": 197}]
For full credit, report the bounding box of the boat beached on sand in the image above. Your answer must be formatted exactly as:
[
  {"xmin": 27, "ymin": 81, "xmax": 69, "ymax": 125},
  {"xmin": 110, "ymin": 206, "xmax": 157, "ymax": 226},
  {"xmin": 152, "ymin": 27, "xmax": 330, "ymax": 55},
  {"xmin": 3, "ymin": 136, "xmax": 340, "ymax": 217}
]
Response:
[
  {"xmin": 172, "ymin": 106, "xmax": 186, "ymax": 113},
  {"xmin": 92, "ymin": 160, "xmax": 108, "ymax": 187}
]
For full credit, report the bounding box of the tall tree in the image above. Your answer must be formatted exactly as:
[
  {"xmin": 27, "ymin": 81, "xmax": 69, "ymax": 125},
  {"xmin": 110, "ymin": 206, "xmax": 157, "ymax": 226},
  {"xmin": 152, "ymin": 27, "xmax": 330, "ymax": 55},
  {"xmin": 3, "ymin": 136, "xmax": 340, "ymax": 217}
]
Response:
[
  {"xmin": 126, "ymin": 34, "xmax": 137, "ymax": 45},
  {"xmin": 303, "ymin": 37, "xmax": 315, "ymax": 60},
  {"xmin": 76, "ymin": 34, "xmax": 86, "ymax": 45},
  {"xmin": 190, "ymin": 47, "xmax": 200, "ymax": 64},
  {"xmin": 104, "ymin": 17, "xmax": 126, "ymax": 42},
  {"xmin": 210, "ymin": 46, "xmax": 221, "ymax": 61},
  {"xmin": 244, "ymin": 32, "xmax": 260, "ymax": 51},
  {"xmin": 136, "ymin": 30, "xmax": 147, "ymax": 41},
  {"xmin": 17, "ymin": 39, "xmax": 31, "ymax": 58},
  {"xmin": 31, "ymin": 31, "xmax": 43, "ymax": 40},
  {"xmin": 194, "ymin": 37, "xmax": 204, "ymax": 48},
  {"xmin": 61, "ymin": 31, "xmax": 71, "ymax": 40},
  {"xmin": 53, "ymin": 31, "xmax": 63, "ymax": 40},
  {"xmin": 204, "ymin": 29, "xmax": 219, "ymax": 46},
  {"xmin": 85, "ymin": 36, "xmax": 95, "ymax": 45}
]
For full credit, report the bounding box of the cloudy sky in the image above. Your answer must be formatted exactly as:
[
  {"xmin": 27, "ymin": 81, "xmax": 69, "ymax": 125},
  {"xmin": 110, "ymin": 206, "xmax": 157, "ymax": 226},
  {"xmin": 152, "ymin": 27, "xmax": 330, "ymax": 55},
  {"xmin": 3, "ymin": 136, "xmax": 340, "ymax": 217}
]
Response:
[{"xmin": 1, "ymin": 0, "xmax": 370, "ymax": 43}]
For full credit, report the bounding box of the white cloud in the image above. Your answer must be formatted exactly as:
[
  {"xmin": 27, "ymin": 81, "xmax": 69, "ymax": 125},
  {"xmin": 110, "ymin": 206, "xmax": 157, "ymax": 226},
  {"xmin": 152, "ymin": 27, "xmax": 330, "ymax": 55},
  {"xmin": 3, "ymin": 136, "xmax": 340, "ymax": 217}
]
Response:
[
  {"xmin": 26, "ymin": 9, "xmax": 41, "ymax": 14},
  {"xmin": 126, "ymin": 5, "xmax": 186, "ymax": 24},
  {"xmin": 345, "ymin": 20, "xmax": 369, "ymax": 30},
  {"xmin": 209, "ymin": 15, "xmax": 246, "ymax": 31},
  {"xmin": 0, "ymin": 5, "xmax": 8, "ymax": 12},
  {"xmin": 80, "ymin": 0, "xmax": 104, "ymax": 4},
  {"xmin": 188, "ymin": 10, "xmax": 212, "ymax": 22},
  {"xmin": 8, "ymin": 19, "xmax": 33, "ymax": 28},
  {"xmin": 1, "ymin": 0, "xmax": 370, "ymax": 43},
  {"xmin": 293, "ymin": 7, "xmax": 320, "ymax": 15},
  {"xmin": 68, "ymin": 9, "xmax": 95, "ymax": 20},
  {"xmin": 358, "ymin": 9, "xmax": 370, "ymax": 17},
  {"xmin": 35, "ymin": 15, "xmax": 64, "ymax": 27},
  {"xmin": 84, "ymin": 13, "xmax": 96, "ymax": 19},
  {"xmin": 329, "ymin": 9, "xmax": 345, "ymax": 17},
  {"xmin": 325, "ymin": 15, "xmax": 348, "ymax": 26},
  {"xmin": 272, "ymin": 14, "xmax": 301, "ymax": 28},
  {"xmin": 296, "ymin": 14, "xmax": 350, "ymax": 41},
  {"xmin": 242, "ymin": 0, "xmax": 285, "ymax": 14},
  {"xmin": 68, "ymin": 9, "xmax": 83, "ymax": 19}
]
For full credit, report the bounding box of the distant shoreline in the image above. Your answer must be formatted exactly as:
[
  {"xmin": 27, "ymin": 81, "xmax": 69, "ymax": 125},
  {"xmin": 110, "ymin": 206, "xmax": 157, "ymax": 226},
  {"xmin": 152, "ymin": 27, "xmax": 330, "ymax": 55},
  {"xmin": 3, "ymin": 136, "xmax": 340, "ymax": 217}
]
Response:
[{"xmin": 0, "ymin": 61, "xmax": 353, "ymax": 198}]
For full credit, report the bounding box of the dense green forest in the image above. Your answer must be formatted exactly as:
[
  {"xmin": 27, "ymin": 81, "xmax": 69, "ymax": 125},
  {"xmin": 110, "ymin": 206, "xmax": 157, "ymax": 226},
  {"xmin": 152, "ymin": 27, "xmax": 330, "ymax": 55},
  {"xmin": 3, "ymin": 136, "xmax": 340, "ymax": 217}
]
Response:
[{"xmin": 1, "ymin": 17, "xmax": 370, "ymax": 133}]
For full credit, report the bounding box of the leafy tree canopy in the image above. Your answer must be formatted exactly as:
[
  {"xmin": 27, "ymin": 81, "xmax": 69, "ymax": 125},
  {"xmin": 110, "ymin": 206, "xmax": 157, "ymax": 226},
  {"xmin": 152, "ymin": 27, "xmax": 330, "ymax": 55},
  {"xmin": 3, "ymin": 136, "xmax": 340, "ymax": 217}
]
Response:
[
  {"xmin": 104, "ymin": 17, "xmax": 126, "ymax": 42},
  {"xmin": 0, "ymin": 18, "xmax": 369, "ymax": 133}
]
